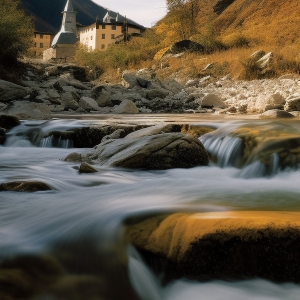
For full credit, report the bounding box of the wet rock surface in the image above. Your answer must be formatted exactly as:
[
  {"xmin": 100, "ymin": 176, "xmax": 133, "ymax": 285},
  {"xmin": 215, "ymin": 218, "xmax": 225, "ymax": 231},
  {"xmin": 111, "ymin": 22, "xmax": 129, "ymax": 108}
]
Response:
[
  {"xmin": 0, "ymin": 181, "xmax": 52, "ymax": 192},
  {"xmin": 126, "ymin": 211, "xmax": 300, "ymax": 283},
  {"xmin": 86, "ymin": 132, "xmax": 209, "ymax": 170}
]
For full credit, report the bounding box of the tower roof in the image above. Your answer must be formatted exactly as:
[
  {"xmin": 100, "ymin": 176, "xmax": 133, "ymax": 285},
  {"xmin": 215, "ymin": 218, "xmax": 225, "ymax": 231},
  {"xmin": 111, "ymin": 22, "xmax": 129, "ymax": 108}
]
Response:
[{"xmin": 64, "ymin": 0, "xmax": 74, "ymax": 12}]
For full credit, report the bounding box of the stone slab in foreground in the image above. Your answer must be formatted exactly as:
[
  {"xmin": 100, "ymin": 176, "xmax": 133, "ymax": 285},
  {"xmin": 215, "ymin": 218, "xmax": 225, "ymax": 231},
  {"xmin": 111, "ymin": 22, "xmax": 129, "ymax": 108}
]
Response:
[{"xmin": 126, "ymin": 211, "xmax": 300, "ymax": 282}]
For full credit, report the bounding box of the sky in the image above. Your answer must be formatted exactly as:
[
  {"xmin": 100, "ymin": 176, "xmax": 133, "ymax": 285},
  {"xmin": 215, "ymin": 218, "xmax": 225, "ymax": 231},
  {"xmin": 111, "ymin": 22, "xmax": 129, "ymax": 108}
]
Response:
[{"xmin": 93, "ymin": 0, "xmax": 167, "ymax": 27}]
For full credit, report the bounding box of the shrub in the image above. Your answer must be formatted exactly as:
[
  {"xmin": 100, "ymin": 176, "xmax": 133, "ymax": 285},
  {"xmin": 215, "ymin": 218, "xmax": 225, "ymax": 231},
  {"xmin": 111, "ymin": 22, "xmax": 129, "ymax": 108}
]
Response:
[{"xmin": 0, "ymin": 0, "xmax": 34, "ymax": 65}]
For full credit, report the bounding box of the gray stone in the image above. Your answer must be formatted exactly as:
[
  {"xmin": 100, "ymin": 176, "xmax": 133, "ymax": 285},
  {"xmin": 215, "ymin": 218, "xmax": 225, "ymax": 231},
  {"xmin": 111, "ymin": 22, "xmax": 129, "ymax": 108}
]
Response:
[
  {"xmin": 79, "ymin": 97, "xmax": 100, "ymax": 112},
  {"xmin": 64, "ymin": 152, "xmax": 82, "ymax": 162},
  {"xmin": 61, "ymin": 92, "xmax": 80, "ymax": 111},
  {"xmin": 0, "ymin": 114, "xmax": 20, "ymax": 129},
  {"xmin": 1, "ymin": 101, "xmax": 52, "ymax": 120},
  {"xmin": 146, "ymin": 89, "xmax": 169, "ymax": 100},
  {"xmin": 0, "ymin": 181, "xmax": 52, "ymax": 192},
  {"xmin": 201, "ymin": 94, "xmax": 226, "ymax": 108},
  {"xmin": 102, "ymin": 129, "xmax": 126, "ymax": 142},
  {"xmin": 79, "ymin": 163, "xmax": 98, "ymax": 173},
  {"xmin": 96, "ymin": 90, "xmax": 113, "ymax": 107},
  {"xmin": 122, "ymin": 72, "xmax": 138, "ymax": 88},
  {"xmin": 88, "ymin": 133, "xmax": 209, "ymax": 169},
  {"xmin": 0, "ymin": 80, "xmax": 29, "ymax": 103},
  {"xmin": 284, "ymin": 96, "xmax": 300, "ymax": 111},
  {"xmin": 113, "ymin": 100, "xmax": 139, "ymax": 114},
  {"xmin": 260, "ymin": 109, "xmax": 294, "ymax": 119}
]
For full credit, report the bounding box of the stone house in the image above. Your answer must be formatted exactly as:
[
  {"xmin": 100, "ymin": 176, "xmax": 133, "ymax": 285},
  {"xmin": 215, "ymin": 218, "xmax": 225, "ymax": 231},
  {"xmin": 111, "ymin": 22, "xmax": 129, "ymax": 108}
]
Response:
[
  {"xmin": 78, "ymin": 11, "xmax": 145, "ymax": 51},
  {"xmin": 30, "ymin": 31, "xmax": 55, "ymax": 57}
]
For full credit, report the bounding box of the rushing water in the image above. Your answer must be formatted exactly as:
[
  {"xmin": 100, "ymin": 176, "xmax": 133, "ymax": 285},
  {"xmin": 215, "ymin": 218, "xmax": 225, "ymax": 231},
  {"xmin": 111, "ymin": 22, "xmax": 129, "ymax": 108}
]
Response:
[{"xmin": 1, "ymin": 116, "xmax": 300, "ymax": 300}]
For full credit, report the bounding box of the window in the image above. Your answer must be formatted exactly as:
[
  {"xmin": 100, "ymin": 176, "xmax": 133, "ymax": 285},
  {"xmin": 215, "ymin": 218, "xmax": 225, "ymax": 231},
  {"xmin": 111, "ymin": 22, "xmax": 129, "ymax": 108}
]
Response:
[
  {"xmin": 102, "ymin": 34, "xmax": 105, "ymax": 39},
  {"xmin": 40, "ymin": 34, "xmax": 44, "ymax": 39},
  {"xmin": 40, "ymin": 43, "xmax": 44, "ymax": 48},
  {"xmin": 102, "ymin": 24, "xmax": 106, "ymax": 29},
  {"xmin": 111, "ymin": 25, "xmax": 116, "ymax": 30},
  {"xmin": 111, "ymin": 34, "xmax": 115, "ymax": 39},
  {"xmin": 91, "ymin": 36, "xmax": 93, "ymax": 40},
  {"xmin": 89, "ymin": 46, "xmax": 92, "ymax": 51},
  {"xmin": 34, "ymin": 42, "xmax": 36, "ymax": 48},
  {"xmin": 101, "ymin": 44, "xmax": 105, "ymax": 49},
  {"xmin": 34, "ymin": 33, "xmax": 37, "ymax": 38}
]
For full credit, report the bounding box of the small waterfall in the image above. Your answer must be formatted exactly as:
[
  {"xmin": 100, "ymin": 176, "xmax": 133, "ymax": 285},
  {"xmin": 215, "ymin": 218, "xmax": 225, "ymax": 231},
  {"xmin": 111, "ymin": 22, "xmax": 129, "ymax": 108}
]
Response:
[
  {"xmin": 38, "ymin": 135, "xmax": 73, "ymax": 148},
  {"xmin": 200, "ymin": 132, "xmax": 243, "ymax": 168},
  {"xmin": 128, "ymin": 245, "xmax": 161, "ymax": 300}
]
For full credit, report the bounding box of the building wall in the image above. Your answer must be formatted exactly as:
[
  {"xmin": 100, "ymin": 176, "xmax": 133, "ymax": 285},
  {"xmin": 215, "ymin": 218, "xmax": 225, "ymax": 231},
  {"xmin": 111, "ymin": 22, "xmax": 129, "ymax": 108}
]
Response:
[
  {"xmin": 30, "ymin": 32, "xmax": 55, "ymax": 57},
  {"xmin": 43, "ymin": 44, "xmax": 76, "ymax": 61},
  {"xmin": 79, "ymin": 23, "xmax": 142, "ymax": 51}
]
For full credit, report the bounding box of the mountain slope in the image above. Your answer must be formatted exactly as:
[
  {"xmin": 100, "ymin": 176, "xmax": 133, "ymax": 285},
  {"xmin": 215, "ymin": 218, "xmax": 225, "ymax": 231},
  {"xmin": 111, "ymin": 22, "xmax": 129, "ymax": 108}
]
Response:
[
  {"xmin": 214, "ymin": 0, "xmax": 300, "ymax": 45},
  {"xmin": 21, "ymin": 0, "xmax": 143, "ymax": 33}
]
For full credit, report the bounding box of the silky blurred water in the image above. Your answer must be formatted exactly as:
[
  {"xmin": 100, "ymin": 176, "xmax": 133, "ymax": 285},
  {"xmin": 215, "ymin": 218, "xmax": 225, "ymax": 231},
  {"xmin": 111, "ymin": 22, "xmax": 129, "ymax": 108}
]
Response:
[{"xmin": 1, "ymin": 117, "xmax": 300, "ymax": 299}]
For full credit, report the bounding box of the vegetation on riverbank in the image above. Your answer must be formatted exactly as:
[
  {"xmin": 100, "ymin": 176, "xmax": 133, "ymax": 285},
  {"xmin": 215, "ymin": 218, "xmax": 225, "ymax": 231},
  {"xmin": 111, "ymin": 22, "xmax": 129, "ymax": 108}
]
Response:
[
  {"xmin": 0, "ymin": 0, "xmax": 34, "ymax": 83},
  {"xmin": 75, "ymin": 0, "xmax": 300, "ymax": 82}
]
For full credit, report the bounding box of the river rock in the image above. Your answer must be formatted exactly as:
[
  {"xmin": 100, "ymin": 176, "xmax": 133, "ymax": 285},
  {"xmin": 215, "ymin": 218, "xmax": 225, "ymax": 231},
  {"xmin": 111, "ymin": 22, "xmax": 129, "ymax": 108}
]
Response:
[
  {"xmin": 146, "ymin": 89, "xmax": 169, "ymax": 100},
  {"xmin": 102, "ymin": 129, "xmax": 126, "ymax": 142},
  {"xmin": 1, "ymin": 101, "xmax": 52, "ymax": 120},
  {"xmin": 284, "ymin": 96, "xmax": 300, "ymax": 111},
  {"xmin": 201, "ymin": 94, "xmax": 226, "ymax": 108},
  {"xmin": 122, "ymin": 72, "xmax": 138, "ymax": 88},
  {"xmin": 0, "ymin": 127, "xmax": 6, "ymax": 144},
  {"xmin": 112, "ymin": 100, "xmax": 139, "ymax": 114},
  {"xmin": 79, "ymin": 163, "xmax": 98, "ymax": 173},
  {"xmin": 61, "ymin": 92, "xmax": 80, "ymax": 111},
  {"xmin": 64, "ymin": 152, "xmax": 82, "ymax": 162},
  {"xmin": 126, "ymin": 211, "xmax": 300, "ymax": 282},
  {"xmin": 0, "ymin": 80, "xmax": 29, "ymax": 103},
  {"xmin": 0, "ymin": 114, "xmax": 20, "ymax": 130},
  {"xmin": 0, "ymin": 181, "xmax": 52, "ymax": 192},
  {"xmin": 79, "ymin": 97, "xmax": 100, "ymax": 112},
  {"xmin": 96, "ymin": 90, "xmax": 113, "ymax": 107},
  {"xmin": 88, "ymin": 132, "xmax": 209, "ymax": 169},
  {"xmin": 260, "ymin": 109, "xmax": 294, "ymax": 119}
]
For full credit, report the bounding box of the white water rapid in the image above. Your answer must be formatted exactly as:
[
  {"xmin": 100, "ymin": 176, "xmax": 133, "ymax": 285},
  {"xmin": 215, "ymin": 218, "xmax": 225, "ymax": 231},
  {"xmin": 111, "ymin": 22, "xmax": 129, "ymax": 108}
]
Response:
[{"xmin": 1, "ymin": 116, "xmax": 300, "ymax": 300}]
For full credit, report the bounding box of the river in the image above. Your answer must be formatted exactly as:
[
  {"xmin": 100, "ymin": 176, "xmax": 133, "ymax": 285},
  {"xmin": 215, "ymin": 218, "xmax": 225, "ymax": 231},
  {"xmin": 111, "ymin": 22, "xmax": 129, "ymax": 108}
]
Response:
[{"xmin": 1, "ymin": 114, "xmax": 300, "ymax": 300}]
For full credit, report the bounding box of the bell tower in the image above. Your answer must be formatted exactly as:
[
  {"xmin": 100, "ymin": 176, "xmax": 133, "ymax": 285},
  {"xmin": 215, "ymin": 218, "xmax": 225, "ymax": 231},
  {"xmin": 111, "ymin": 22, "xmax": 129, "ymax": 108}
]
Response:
[{"xmin": 61, "ymin": 0, "xmax": 77, "ymax": 34}]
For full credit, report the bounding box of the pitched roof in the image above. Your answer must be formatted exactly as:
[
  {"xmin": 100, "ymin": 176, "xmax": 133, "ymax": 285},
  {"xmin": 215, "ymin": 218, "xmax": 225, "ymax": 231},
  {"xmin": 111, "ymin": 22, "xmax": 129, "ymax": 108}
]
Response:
[{"xmin": 64, "ymin": 0, "xmax": 74, "ymax": 12}]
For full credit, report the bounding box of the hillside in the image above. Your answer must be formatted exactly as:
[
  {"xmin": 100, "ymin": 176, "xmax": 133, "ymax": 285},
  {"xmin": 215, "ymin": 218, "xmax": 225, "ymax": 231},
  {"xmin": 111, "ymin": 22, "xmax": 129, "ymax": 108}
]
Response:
[
  {"xmin": 214, "ymin": 0, "xmax": 300, "ymax": 46},
  {"xmin": 20, "ymin": 0, "xmax": 143, "ymax": 33},
  {"xmin": 158, "ymin": 0, "xmax": 300, "ymax": 48}
]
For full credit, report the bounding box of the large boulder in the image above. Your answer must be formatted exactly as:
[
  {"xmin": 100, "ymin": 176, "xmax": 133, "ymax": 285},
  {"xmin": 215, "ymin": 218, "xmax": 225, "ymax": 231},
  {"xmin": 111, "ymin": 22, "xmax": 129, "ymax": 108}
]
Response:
[
  {"xmin": 284, "ymin": 96, "xmax": 300, "ymax": 111},
  {"xmin": 79, "ymin": 97, "xmax": 100, "ymax": 112},
  {"xmin": 201, "ymin": 94, "xmax": 226, "ymax": 108},
  {"xmin": 112, "ymin": 100, "xmax": 139, "ymax": 114},
  {"xmin": 0, "ymin": 80, "xmax": 29, "ymax": 103},
  {"xmin": 61, "ymin": 92, "xmax": 79, "ymax": 111},
  {"xmin": 1, "ymin": 101, "xmax": 52, "ymax": 120},
  {"xmin": 126, "ymin": 211, "xmax": 300, "ymax": 282},
  {"xmin": 122, "ymin": 72, "xmax": 138, "ymax": 89},
  {"xmin": 87, "ymin": 132, "xmax": 209, "ymax": 169},
  {"xmin": 260, "ymin": 109, "xmax": 294, "ymax": 119},
  {"xmin": 0, "ymin": 181, "xmax": 52, "ymax": 192},
  {"xmin": 0, "ymin": 115, "xmax": 20, "ymax": 130}
]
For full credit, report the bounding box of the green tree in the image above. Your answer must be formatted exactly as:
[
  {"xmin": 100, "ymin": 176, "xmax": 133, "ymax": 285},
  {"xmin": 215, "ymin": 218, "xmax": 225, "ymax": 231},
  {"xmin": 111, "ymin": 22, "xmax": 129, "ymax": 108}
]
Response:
[{"xmin": 0, "ymin": 0, "xmax": 34, "ymax": 64}]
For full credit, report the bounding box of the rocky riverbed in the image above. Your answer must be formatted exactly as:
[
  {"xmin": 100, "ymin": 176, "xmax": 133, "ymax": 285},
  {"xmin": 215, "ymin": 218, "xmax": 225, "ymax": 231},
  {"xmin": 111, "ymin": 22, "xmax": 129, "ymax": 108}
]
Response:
[{"xmin": 1, "ymin": 59, "xmax": 300, "ymax": 120}]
